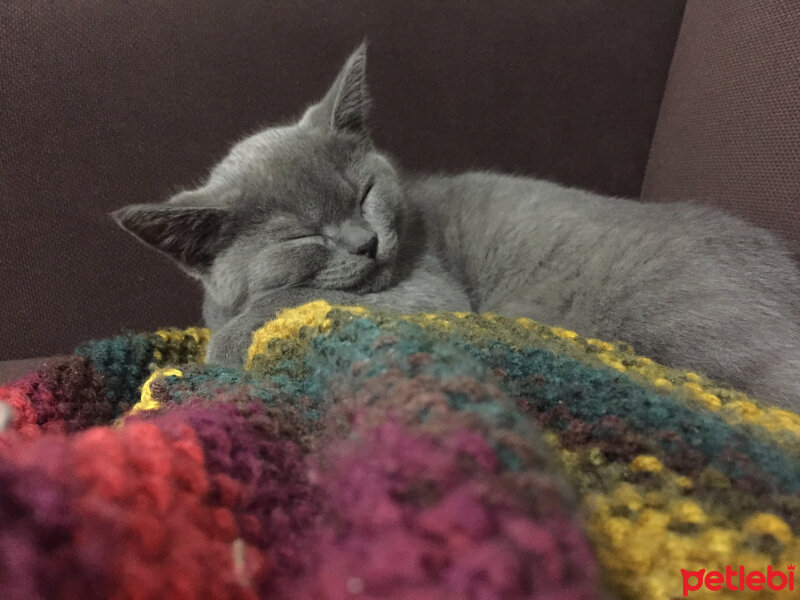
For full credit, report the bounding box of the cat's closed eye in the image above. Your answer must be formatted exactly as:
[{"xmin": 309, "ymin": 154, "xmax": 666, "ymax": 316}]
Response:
[
  {"xmin": 360, "ymin": 181, "xmax": 374, "ymax": 206},
  {"xmin": 283, "ymin": 233, "xmax": 324, "ymax": 243}
]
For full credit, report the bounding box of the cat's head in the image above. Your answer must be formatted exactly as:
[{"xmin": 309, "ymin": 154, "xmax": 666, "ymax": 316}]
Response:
[{"xmin": 112, "ymin": 44, "xmax": 405, "ymax": 312}]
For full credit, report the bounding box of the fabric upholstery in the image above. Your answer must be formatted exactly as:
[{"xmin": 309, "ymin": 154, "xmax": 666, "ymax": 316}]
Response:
[
  {"xmin": 641, "ymin": 0, "xmax": 800, "ymax": 246},
  {"xmin": 0, "ymin": 357, "xmax": 64, "ymax": 386},
  {"xmin": 0, "ymin": 0, "xmax": 685, "ymax": 360}
]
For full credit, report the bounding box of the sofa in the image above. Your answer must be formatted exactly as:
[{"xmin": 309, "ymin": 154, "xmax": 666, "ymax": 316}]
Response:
[{"xmin": 4, "ymin": 1, "xmax": 799, "ymax": 384}]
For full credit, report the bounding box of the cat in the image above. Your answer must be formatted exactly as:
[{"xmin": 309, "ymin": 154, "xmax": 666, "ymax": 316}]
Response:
[{"xmin": 113, "ymin": 44, "xmax": 800, "ymax": 410}]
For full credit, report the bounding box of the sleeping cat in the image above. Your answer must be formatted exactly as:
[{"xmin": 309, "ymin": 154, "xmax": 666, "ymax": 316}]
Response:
[{"xmin": 113, "ymin": 44, "xmax": 800, "ymax": 410}]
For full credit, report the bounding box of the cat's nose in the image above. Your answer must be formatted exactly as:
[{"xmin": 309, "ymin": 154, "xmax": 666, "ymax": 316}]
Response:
[
  {"xmin": 338, "ymin": 218, "xmax": 378, "ymax": 259},
  {"xmin": 354, "ymin": 234, "xmax": 378, "ymax": 259}
]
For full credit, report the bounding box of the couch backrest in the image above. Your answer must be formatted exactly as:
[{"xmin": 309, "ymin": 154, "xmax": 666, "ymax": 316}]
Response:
[
  {"xmin": 642, "ymin": 0, "xmax": 800, "ymax": 248},
  {"xmin": 0, "ymin": 0, "xmax": 685, "ymax": 359}
]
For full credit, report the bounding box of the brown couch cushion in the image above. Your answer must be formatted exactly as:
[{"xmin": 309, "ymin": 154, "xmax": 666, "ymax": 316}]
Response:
[
  {"xmin": 641, "ymin": 0, "xmax": 800, "ymax": 246},
  {"xmin": 0, "ymin": 0, "xmax": 684, "ymax": 360}
]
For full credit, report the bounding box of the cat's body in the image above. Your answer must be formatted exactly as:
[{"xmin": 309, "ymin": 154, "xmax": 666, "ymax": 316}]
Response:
[
  {"xmin": 410, "ymin": 173, "xmax": 800, "ymax": 404},
  {"xmin": 114, "ymin": 45, "xmax": 800, "ymax": 409}
]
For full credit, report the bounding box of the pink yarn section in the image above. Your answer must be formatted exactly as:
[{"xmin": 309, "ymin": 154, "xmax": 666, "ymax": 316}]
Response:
[{"xmin": 291, "ymin": 420, "xmax": 599, "ymax": 600}]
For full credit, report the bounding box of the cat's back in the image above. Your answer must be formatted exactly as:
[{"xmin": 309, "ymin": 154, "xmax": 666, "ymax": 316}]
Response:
[
  {"xmin": 407, "ymin": 171, "xmax": 800, "ymax": 328},
  {"xmin": 406, "ymin": 172, "xmax": 629, "ymax": 307}
]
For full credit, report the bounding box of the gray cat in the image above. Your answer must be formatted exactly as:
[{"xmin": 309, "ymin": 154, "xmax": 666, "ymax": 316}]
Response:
[{"xmin": 114, "ymin": 44, "xmax": 800, "ymax": 410}]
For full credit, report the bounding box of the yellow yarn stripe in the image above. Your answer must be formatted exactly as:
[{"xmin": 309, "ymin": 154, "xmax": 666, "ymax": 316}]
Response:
[
  {"xmin": 587, "ymin": 493, "xmax": 798, "ymax": 599},
  {"xmin": 246, "ymin": 300, "xmax": 366, "ymax": 368},
  {"xmin": 130, "ymin": 367, "xmax": 183, "ymax": 414},
  {"xmin": 542, "ymin": 322, "xmax": 800, "ymax": 445},
  {"xmin": 555, "ymin": 443, "xmax": 798, "ymax": 599},
  {"xmin": 152, "ymin": 327, "xmax": 211, "ymax": 363},
  {"xmin": 154, "ymin": 326, "xmax": 211, "ymax": 346}
]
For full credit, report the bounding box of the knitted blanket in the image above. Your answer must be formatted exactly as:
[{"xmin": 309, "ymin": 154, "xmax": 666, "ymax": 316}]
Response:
[{"xmin": 1, "ymin": 301, "xmax": 799, "ymax": 600}]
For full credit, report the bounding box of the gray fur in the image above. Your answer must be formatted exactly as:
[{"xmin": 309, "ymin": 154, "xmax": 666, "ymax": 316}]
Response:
[{"xmin": 114, "ymin": 45, "xmax": 800, "ymax": 409}]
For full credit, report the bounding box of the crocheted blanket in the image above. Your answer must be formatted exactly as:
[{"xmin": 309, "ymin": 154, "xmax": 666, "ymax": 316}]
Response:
[{"xmin": 1, "ymin": 301, "xmax": 799, "ymax": 600}]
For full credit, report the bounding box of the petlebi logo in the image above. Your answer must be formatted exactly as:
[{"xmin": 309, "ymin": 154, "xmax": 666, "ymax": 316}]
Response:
[{"xmin": 681, "ymin": 564, "xmax": 795, "ymax": 596}]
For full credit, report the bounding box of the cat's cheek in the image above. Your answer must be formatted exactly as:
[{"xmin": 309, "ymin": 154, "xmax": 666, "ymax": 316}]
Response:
[
  {"xmin": 362, "ymin": 198, "xmax": 403, "ymax": 261},
  {"xmin": 375, "ymin": 230, "xmax": 398, "ymax": 262},
  {"xmin": 250, "ymin": 244, "xmax": 329, "ymax": 290}
]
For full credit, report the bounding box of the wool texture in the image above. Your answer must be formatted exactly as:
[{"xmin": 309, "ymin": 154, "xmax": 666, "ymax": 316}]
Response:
[{"xmin": 1, "ymin": 301, "xmax": 798, "ymax": 599}]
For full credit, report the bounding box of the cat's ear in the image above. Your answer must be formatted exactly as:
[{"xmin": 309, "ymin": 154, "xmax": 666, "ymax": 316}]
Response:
[
  {"xmin": 111, "ymin": 203, "xmax": 231, "ymax": 273},
  {"xmin": 302, "ymin": 42, "xmax": 370, "ymax": 135}
]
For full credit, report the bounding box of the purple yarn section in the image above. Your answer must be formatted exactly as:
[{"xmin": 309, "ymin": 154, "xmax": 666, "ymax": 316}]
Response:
[
  {"xmin": 143, "ymin": 382, "xmax": 601, "ymax": 598},
  {"xmin": 150, "ymin": 400, "xmax": 320, "ymax": 584},
  {"xmin": 0, "ymin": 437, "xmax": 109, "ymax": 600},
  {"xmin": 288, "ymin": 419, "xmax": 599, "ymax": 600},
  {"xmin": 11, "ymin": 356, "xmax": 112, "ymax": 434}
]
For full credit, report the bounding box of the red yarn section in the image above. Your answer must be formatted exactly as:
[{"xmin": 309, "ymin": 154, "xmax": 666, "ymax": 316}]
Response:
[
  {"xmin": 1, "ymin": 385, "xmax": 41, "ymax": 441},
  {"xmin": 0, "ymin": 420, "xmax": 266, "ymax": 600},
  {"xmin": 1, "ymin": 356, "xmax": 112, "ymax": 436},
  {"xmin": 149, "ymin": 400, "xmax": 321, "ymax": 592}
]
